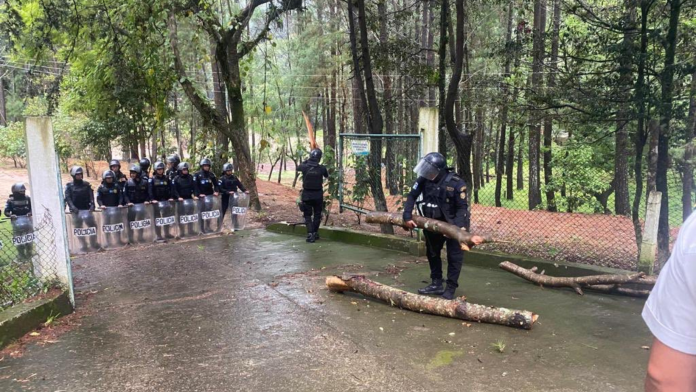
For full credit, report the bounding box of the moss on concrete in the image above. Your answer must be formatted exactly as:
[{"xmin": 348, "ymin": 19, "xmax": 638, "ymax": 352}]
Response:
[{"xmin": 0, "ymin": 291, "xmax": 73, "ymax": 349}]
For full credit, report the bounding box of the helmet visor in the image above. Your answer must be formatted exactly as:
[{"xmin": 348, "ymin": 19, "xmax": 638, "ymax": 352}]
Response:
[{"xmin": 413, "ymin": 158, "xmax": 440, "ymax": 181}]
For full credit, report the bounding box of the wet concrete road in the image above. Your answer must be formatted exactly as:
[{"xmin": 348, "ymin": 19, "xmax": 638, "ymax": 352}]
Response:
[{"xmin": 0, "ymin": 230, "xmax": 652, "ymax": 391}]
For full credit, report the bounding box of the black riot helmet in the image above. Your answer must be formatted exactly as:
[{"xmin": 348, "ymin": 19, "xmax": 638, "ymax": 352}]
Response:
[
  {"xmin": 309, "ymin": 148, "xmax": 323, "ymax": 163},
  {"xmin": 222, "ymin": 163, "xmax": 233, "ymax": 172},
  {"xmin": 166, "ymin": 154, "xmax": 180, "ymax": 167},
  {"xmin": 199, "ymin": 158, "xmax": 212, "ymax": 170},
  {"xmin": 109, "ymin": 159, "xmax": 121, "ymax": 171},
  {"xmin": 139, "ymin": 158, "xmax": 151, "ymax": 172},
  {"xmin": 178, "ymin": 162, "xmax": 190, "ymax": 173},
  {"xmin": 414, "ymin": 152, "xmax": 446, "ymax": 181},
  {"xmin": 153, "ymin": 161, "xmax": 166, "ymax": 173},
  {"xmin": 129, "ymin": 164, "xmax": 141, "ymax": 176},
  {"xmin": 11, "ymin": 183, "xmax": 26, "ymax": 197},
  {"xmin": 102, "ymin": 170, "xmax": 116, "ymax": 182},
  {"xmin": 70, "ymin": 166, "xmax": 84, "ymax": 180}
]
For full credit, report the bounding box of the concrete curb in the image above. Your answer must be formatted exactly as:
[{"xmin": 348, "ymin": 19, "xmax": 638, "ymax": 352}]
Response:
[
  {"xmin": 266, "ymin": 223, "xmax": 426, "ymax": 256},
  {"xmin": 266, "ymin": 223, "xmax": 635, "ymax": 276},
  {"xmin": 0, "ymin": 291, "xmax": 73, "ymax": 349}
]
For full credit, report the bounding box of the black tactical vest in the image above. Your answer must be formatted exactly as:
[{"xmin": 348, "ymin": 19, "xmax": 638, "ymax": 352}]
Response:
[
  {"xmin": 151, "ymin": 175, "xmax": 172, "ymax": 200},
  {"xmin": 175, "ymin": 175, "xmax": 195, "ymax": 199},
  {"xmin": 303, "ymin": 164, "xmax": 323, "ymax": 191},
  {"xmin": 98, "ymin": 184, "xmax": 121, "ymax": 207},
  {"xmin": 9, "ymin": 196, "xmax": 31, "ymax": 216},
  {"xmin": 126, "ymin": 178, "xmax": 149, "ymax": 204},
  {"xmin": 69, "ymin": 181, "xmax": 93, "ymax": 210}
]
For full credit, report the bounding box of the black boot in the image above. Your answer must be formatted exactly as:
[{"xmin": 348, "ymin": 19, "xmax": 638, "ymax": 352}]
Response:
[
  {"xmin": 418, "ymin": 279, "xmax": 444, "ymax": 295},
  {"xmin": 307, "ymin": 232, "xmax": 316, "ymax": 243},
  {"xmin": 441, "ymin": 285, "xmax": 457, "ymax": 300},
  {"xmin": 314, "ymin": 232, "xmax": 320, "ymax": 241}
]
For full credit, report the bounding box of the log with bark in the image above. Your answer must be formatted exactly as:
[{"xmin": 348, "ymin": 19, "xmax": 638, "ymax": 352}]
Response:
[
  {"xmin": 365, "ymin": 212, "xmax": 487, "ymax": 251},
  {"xmin": 499, "ymin": 261, "xmax": 654, "ymax": 297},
  {"xmin": 326, "ymin": 275, "xmax": 538, "ymax": 330}
]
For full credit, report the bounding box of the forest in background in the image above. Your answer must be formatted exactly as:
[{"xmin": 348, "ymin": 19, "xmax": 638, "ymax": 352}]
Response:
[{"xmin": 0, "ymin": 0, "xmax": 695, "ymax": 263}]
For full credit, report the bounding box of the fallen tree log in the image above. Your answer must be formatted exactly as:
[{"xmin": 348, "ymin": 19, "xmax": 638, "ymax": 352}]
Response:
[
  {"xmin": 582, "ymin": 284, "xmax": 651, "ymax": 297},
  {"xmin": 365, "ymin": 212, "xmax": 487, "ymax": 251},
  {"xmin": 499, "ymin": 261, "xmax": 653, "ymax": 296},
  {"xmin": 326, "ymin": 275, "xmax": 538, "ymax": 330}
]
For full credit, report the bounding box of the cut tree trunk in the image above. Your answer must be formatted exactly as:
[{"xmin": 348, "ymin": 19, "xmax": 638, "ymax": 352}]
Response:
[
  {"xmin": 365, "ymin": 212, "xmax": 488, "ymax": 251},
  {"xmin": 326, "ymin": 275, "xmax": 538, "ymax": 330},
  {"xmin": 499, "ymin": 261, "xmax": 654, "ymax": 296}
]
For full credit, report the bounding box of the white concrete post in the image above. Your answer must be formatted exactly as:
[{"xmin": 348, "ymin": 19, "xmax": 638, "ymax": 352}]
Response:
[
  {"xmin": 24, "ymin": 117, "xmax": 74, "ymax": 304},
  {"xmin": 639, "ymin": 191, "xmax": 662, "ymax": 275},
  {"xmin": 418, "ymin": 107, "xmax": 438, "ymax": 155}
]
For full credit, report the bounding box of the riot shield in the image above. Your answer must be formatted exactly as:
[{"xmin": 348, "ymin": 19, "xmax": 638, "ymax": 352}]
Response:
[
  {"xmin": 100, "ymin": 207, "xmax": 128, "ymax": 250},
  {"xmin": 127, "ymin": 203, "xmax": 155, "ymax": 244},
  {"xmin": 199, "ymin": 195, "xmax": 222, "ymax": 234},
  {"xmin": 11, "ymin": 215, "xmax": 35, "ymax": 262},
  {"xmin": 153, "ymin": 201, "xmax": 178, "ymax": 241},
  {"xmin": 176, "ymin": 199, "xmax": 200, "ymax": 238},
  {"xmin": 230, "ymin": 192, "xmax": 250, "ymax": 231},
  {"xmin": 66, "ymin": 210, "xmax": 101, "ymax": 254}
]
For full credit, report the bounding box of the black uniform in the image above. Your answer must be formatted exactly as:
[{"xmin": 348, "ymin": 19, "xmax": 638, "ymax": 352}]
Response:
[
  {"xmin": 124, "ymin": 177, "xmax": 150, "ymax": 204},
  {"xmin": 166, "ymin": 168, "xmax": 178, "ymax": 181},
  {"xmin": 65, "ymin": 180, "xmax": 95, "ymax": 212},
  {"xmin": 173, "ymin": 173, "xmax": 197, "ymax": 199},
  {"xmin": 193, "ymin": 171, "xmax": 219, "ymax": 196},
  {"xmin": 297, "ymin": 160, "xmax": 329, "ymax": 235},
  {"xmin": 219, "ymin": 174, "xmax": 246, "ymax": 219},
  {"xmin": 5, "ymin": 195, "xmax": 31, "ymax": 217},
  {"xmin": 148, "ymin": 174, "xmax": 174, "ymax": 201},
  {"xmin": 97, "ymin": 182, "xmax": 124, "ymax": 207},
  {"xmin": 403, "ymin": 171, "xmax": 468, "ymax": 289},
  {"xmin": 113, "ymin": 170, "xmax": 127, "ymax": 190}
]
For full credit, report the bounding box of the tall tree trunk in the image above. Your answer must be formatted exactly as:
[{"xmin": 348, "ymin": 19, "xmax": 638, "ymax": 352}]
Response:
[
  {"xmin": 517, "ymin": 130, "xmax": 524, "ymax": 190},
  {"xmin": 683, "ymin": 58, "xmax": 696, "ymax": 221},
  {"xmin": 427, "ymin": 0, "xmax": 436, "ymax": 104},
  {"xmin": 496, "ymin": 2, "xmax": 513, "ymax": 207},
  {"xmin": 211, "ymin": 41, "xmax": 230, "ymax": 166},
  {"xmin": 543, "ymin": 0, "xmax": 560, "ymax": 212},
  {"xmin": 473, "ymin": 106, "xmax": 484, "ymax": 203},
  {"xmin": 528, "ymin": 0, "xmax": 546, "ymax": 210},
  {"xmin": 631, "ymin": 0, "xmax": 652, "ymax": 259},
  {"xmin": 656, "ymin": 0, "xmax": 681, "ymax": 266},
  {"xmin": 614, "ymin": 0, "xmax": 635, "ymax": 216},
  {"xmin": 348, "ymin": 0, "xmax": 393, "ymax": 234},
  {"xmin": 0, "ymin": 76, "xmax": 6, "ymax": 127},
  {"xmin": 506, "ymin": 23, "xmax": 522, "ymax": 200},
  {"xmin": 438, "ymin": 0, "xmax": 449, "ymax": 157},
  {"xmin": 446, "ymin": 0, "xmax": 474, "ymax": 222},
  {"xmin": 379, "ymin": 1, "xmax": 398, "ymax": 195},
  {"xmin": 647, "ymin": 119, "xmax": 659, "ymax": 196}
]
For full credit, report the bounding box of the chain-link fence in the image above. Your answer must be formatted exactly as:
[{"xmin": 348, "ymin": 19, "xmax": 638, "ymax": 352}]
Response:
[
  {"xmin": 338, "ymin": 133, "xmax": 421, "ymax": 217},
  {"xmin": 0, "ymin": 208, "xmax": 62, "ymax": 311},
  {"xmin": 337, "ymin": 133, "xmax": 686, "ymax": 271}
]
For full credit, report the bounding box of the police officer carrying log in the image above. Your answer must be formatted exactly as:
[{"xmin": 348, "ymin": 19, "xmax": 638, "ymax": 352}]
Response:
[
  {"xmin": 139, "ymin": 158, "xmax": 151, "ymax": 179},
  {"xmin": 403, "ymin": 152, "xmax": 469, "ymax": 300},
  {"xmin": 5, "ymin": 183, "xmax": 32, "ymax": 218},
  {"xmin": 297, "ymin": 148, "xmax": 329, "ymax": 243},
  {"xmin": 218, "ymin": 163, "xmax": 248, "ymax": 220},
  {"xmin": 173, "ymin": 162, "xmax": 197, "ymax": 200},
  {"xmin": 96, "ymin": 170, "xmax": 125, "ymax": 208},
  {"xmin": 124, "ymin": 164, "xmax": 150, "ymax": 205},
  {"xmin": 194, "ymin": 158, "xmax": 220, "ymax": 198},
  {"xmin": 148, "ymin": 161, "xmax": 175, "ymax": 202},
  {"xmin": 109, "ymin": 159, "xmax": 127, "ymax": 190},
  {"xmin": 165, "ymin": 154, "xmax": 181, "ymax": 181}
]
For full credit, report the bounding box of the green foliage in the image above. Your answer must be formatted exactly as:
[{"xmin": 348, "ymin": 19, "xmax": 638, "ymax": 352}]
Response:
[{"xmin": 0, "ymin": 121, "xmax": 26, "ymax": 167}]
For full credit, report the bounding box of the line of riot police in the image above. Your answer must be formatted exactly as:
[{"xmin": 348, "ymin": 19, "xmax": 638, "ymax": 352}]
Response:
[{"xmin": 64, "ymin": 155, "xmax": 250, "ymax": 255}]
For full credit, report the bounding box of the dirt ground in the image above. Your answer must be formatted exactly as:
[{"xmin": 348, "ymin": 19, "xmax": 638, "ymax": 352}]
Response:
[{"xmin": 1, "ymin": 160, "xmax": 643, "ymax": 270}]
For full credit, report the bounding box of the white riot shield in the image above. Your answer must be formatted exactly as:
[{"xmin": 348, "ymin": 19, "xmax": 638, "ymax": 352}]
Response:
[
  {"xmin": 11, "ymin": 215, "xmax": 35, "ymax": 262},
  {"xmin": 199, "ymin": 195, "xmax": 222, "ymax": 234},
  {"xmin": 100, "ymin": 207, "xmax": 128, "ymax": 250},
  {"xmin": 66, "ymin": 210, "xmax": 101, "ymax": 254},
  {"xmin": 176, "ymin": 199, "xmax": 200, "ymax": 238},
  {"xmin": 153, "ymin": 201, "xmax": 177, "ymax": 241},
  {"xmin": 127, "ymin": 203, "xmax": 155, "ymax": 244},
  {"xmin": 230, "ymin": 192, "xmax": 250, "ymax": 231}
]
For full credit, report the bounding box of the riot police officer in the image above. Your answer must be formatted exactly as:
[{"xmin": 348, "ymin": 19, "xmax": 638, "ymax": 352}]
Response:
[
  {"xmin": 173, "ymin": 162, "xmax": 197, "ymax": 200},
  {"xmin": 219, "ymin": 163, "xmax": 248, "ymax": 220},
  {"xmin": 139, "ymin": 158, "xmax": 151, "ymax": 179},
  {"xmin": 297, "ymin": 148, "xmax": 329, "ymax": 243},
  {"xmin": 403, "ymin": 152, "xmax": 475, "ymax": 300},
  {"xmin": 148, "ymin": 161, "xmax": 175, "ymax": 202},
  {"xmin": 124, "ymin": 164, "xmax": 150, "ymax": 205},
  {"xmin": 65, "ymin": 166, "xmax": 95, "ymax": 212},
  {"xmin": 194, "ymin": 158, "xmax": 220, "ymax": 197},
  {"xmin": 165, "ymin": 154, "xmax": 181, "ymax": 181},
  {"xmin": 5, "ymin": 183, "xmax": 32, "ymax": 217},
  {"xmin": 109, "ymin": 159, "xmax": 127, "ymax": 190},
  {"xmin": 96, "ymin": 170, "xmax": 124, "ymax": 207}
]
